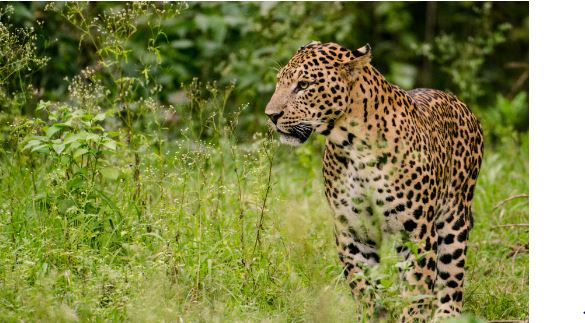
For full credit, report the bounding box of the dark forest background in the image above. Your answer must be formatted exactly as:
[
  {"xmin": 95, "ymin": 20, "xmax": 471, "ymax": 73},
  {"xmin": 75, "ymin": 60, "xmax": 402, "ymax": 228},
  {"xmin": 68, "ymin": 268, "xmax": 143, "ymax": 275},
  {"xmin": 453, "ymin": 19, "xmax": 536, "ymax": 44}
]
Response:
[{"xmin": 1, "ymin": 2, "xmax": 528, "ymax": 144}]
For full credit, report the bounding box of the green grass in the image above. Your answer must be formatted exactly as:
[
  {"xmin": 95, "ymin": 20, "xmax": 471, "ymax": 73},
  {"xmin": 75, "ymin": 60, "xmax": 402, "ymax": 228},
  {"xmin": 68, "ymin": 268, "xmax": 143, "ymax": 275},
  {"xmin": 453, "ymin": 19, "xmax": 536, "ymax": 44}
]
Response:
[{"xmin": 0, "ymin": 127, "xmax": 528, "ymax": 322}]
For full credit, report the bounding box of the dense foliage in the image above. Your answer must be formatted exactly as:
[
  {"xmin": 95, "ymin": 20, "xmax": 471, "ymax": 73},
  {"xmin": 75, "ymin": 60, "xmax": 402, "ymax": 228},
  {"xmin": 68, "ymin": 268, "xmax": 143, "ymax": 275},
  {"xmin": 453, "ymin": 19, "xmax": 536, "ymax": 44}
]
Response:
[
  {"xmin": 1, "ymin": 2, "xmax": 527, "ymax": 139},
  {"xmin": 0, "ymin": 2, "xmax": 528, "ymax": 322}
]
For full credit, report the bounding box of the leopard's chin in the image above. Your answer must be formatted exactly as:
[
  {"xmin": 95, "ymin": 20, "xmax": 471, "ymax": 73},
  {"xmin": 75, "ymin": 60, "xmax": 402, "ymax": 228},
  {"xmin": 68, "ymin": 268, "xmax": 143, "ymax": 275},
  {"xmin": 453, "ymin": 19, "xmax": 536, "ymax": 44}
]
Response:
[{"xmin": 278, "ymin": 133, "xmax": 305, "ymax": 146}]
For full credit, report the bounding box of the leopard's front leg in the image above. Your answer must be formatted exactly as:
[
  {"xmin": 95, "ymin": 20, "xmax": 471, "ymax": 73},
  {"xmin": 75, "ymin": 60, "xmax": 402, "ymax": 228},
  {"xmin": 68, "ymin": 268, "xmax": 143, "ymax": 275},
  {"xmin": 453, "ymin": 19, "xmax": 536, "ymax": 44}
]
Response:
[
  {"xmin": 335, "ymin": 222, "xmax": 385, "ymax": 320},
  {"xmin": 395, "ymin": 214, "xmax": 439, "ymax": 323},
  {"xmin": 324, "ymin": 147, "xmax": 386, "ymax": 320}
]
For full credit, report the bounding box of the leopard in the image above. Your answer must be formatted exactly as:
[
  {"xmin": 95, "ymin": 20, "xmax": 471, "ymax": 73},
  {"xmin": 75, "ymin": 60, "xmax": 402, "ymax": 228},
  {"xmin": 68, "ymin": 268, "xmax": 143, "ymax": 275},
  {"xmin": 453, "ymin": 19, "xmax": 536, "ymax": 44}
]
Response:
[{"xmin": 265, "ymin": 41, "xmax": 483, "ymax": 322}]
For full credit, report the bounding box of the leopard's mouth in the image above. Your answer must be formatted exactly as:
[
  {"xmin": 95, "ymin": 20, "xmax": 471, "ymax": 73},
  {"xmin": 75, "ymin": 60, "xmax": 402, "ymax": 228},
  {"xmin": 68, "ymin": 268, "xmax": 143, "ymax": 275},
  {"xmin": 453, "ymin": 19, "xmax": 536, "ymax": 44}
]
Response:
[{"xmin": 270, "ymin": 122, "xmax": 314, "ymax": 146}]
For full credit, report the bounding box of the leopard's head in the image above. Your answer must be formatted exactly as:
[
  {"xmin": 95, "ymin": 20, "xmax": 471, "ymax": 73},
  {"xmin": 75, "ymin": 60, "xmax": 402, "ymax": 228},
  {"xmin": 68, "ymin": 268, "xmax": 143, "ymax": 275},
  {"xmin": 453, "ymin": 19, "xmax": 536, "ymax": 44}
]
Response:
[{"xmin": 265, "ymin": 41, "xmax": 372, "ymax": 145}]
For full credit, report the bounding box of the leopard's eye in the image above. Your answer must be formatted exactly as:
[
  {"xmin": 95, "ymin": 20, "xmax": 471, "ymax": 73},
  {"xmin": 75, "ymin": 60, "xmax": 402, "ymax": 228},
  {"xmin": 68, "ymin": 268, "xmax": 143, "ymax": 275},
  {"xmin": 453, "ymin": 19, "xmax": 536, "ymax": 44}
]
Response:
[{"xmin": 297, "ymin": 81, "xmax": 309, "ymax": 90}]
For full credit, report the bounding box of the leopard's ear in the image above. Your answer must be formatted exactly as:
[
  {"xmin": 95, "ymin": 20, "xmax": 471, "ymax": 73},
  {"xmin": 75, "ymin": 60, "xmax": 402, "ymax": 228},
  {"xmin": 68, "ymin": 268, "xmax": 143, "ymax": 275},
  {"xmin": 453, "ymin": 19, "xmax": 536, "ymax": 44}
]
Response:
[
  {"xmin": 298, "ymin": 41, "xmax": 321, "ymax": 52},
  {"xmin": 344, "ymin": 44, "xmax": 372, "ymax": 83},
  {"xmin": 351, "ymin": 44, "xmax": 371, "ymax": 58}
]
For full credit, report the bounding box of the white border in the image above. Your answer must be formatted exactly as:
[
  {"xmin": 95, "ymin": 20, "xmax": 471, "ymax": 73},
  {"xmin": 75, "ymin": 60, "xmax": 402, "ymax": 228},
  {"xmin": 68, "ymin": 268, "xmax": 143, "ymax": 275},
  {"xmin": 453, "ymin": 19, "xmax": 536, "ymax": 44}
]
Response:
[{"xmin": 531, "ymin": 1, "xmax": 585, "ymax": 322}]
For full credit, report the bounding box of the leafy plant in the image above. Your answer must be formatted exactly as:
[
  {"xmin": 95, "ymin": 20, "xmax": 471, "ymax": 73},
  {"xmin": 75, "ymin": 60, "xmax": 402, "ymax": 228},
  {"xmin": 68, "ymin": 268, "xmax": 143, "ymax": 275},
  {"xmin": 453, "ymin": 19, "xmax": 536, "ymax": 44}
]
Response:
[
  {"xmin": 480, "ymin": 91, "xmax": 528, "ymax": 147},
  {"xmin": 0, "ymin": 4, "xmax": 49, "ymax": 114},
  {"xmin": 413, "ymin": 3, "xmax": 512, "ymax": 105},
  {"xmin": 23, "ymin": 100, "xmax": 118, "ymax": 178}
]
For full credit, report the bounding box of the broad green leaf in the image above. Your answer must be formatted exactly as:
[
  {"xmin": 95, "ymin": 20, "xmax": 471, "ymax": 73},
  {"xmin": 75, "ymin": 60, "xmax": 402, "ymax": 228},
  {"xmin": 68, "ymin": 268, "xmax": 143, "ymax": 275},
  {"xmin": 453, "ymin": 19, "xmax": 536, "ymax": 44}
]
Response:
[
  {"xmin": 69, "ymin": 141, "xmax": 82, "ymax": 150},
  {"xmin": 46, "ymin": 125, "xmax": 61, "ymax": 139},
  {"xmin": 53, "ymin": 143, "xmax": 66, "ymax": 155},
  {"xmin": 86, "ymin": 133, "xmax": 100, "ymax": 142},
  {"xmin": 102, "ymin": 140, "xmax": 117, "ymax": 151},
  {"xmin": 101, "ymin": 167, "xmax": 120, "ymax": 180},
  {"xmin": 63, "ymin": 133, "xmax": 80, "ymax": 145},
  {"xmin": 73, "ymin": 148, "xmax": 88, "ymax": 158},
  {"xmin": 76, "ymin": 132, "xmax": 89, "ymax": 141},
  {"xmin": 23, "ymin": 139, "xmax": 42, "ymax": 151},
  {"xmin": 30, "ymin": 144, "xmax": 49, "ymax": 153}
]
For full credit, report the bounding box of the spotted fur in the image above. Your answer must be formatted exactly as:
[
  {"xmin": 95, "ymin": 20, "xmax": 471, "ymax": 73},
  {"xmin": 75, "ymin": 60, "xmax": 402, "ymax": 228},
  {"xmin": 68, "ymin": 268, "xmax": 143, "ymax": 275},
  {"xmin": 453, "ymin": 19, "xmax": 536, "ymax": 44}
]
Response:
[{"xmin": 265, "ymin": 42, "xmax": 483, "ymax": 322}]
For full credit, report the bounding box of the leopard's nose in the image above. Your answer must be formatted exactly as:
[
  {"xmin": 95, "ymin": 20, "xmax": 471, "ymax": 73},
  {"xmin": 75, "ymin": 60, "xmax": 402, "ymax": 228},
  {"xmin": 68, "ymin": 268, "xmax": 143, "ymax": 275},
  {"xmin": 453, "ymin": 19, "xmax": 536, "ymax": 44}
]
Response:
[{"xmin": 267, "ymin": 111, "xmax": 284, "ymax": 124}]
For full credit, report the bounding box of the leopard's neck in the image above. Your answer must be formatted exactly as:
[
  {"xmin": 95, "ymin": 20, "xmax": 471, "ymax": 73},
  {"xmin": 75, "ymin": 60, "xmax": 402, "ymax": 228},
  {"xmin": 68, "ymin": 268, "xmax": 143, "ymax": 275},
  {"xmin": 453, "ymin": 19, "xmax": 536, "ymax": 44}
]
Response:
[{"xmin": 327, "ymin": 65, "xmax": 415, "ymax": 151}]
